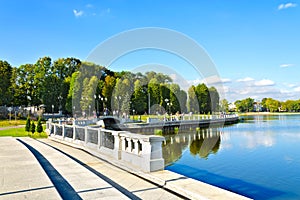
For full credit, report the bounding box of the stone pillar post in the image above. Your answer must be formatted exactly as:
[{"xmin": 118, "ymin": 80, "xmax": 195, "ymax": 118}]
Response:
[
  {"xmin": 97, "ymin": 129, "xmax": 101, "ymax": 149},
  {"xmin": 53, "ymin": 124, "xmax": 57, "ymax": 136},
  {"xmin": 84, "ymin": 127, "xmax": 88, "ymax": 145},
  {"xmin": 73, "ymin": 125, "xmax": 76, "ymax": 141},
  {"xmin": 62, "ymin": 124, "xmax": 65, "ymax": 139},
  {"xmin": 112, "ymin": 131, "xmax": 121, "ymax": 160}
]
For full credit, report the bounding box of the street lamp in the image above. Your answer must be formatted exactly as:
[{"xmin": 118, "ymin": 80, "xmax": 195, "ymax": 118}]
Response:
[
  {"xmin": 58, "ymin": 95, "xmax": 63, "ymax": 114},
  {"xmin": 73, "ymin": 106, "xmax": 76, "ymax": 118},
  {"xmin": 165, "ymin": 99, "xmax": 169, "ymax": 114},
  {"xmin": 115, "ymin": 96, "xmax": 121, "ymax": 117},
  {"xmin": 88, "ymin": 105, "xmax": 91, "ymax": 118},
  {"xmin": 133, "ymin": 109, "xmax": 135, "ymax": 121},
  {"xmin": 94, "ymin": 95, "xmax": 99, "ymax": 117}
]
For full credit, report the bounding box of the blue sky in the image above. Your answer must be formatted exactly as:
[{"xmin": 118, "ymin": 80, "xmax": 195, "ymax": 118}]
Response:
[{"xmin": 0, "ymin": 0, "xmax": 299, "ymax": 102}]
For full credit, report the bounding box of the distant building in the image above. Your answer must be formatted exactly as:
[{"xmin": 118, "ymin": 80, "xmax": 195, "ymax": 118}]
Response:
[{"xmin": 253, "ymin": 101, "xmax": 262, "ymax": 112}]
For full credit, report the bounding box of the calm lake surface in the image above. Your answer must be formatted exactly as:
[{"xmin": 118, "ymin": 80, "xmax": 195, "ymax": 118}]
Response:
[{"xmin": 164, "ymin": 115, "xmax": 300, "ymax": 200}]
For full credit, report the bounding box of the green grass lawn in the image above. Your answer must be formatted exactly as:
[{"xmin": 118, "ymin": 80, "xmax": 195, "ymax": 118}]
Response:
[
  {"xmin": 0, "ymin": 119, "xmax": 26, "ymax": 127},
  {"xmin": 0, "ymin": 126, "xmax": 48, "ymax": 138}
]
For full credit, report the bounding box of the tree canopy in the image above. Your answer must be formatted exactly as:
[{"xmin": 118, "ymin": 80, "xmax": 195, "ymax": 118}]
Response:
[{"xmin": 1, "ymin": 57, "xmax": 222, "ymax": 117}]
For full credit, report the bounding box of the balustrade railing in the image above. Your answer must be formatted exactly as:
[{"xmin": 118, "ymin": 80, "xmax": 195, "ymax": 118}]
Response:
[{"xmin": 46, "ymin": 121, "xmax": 165, "ymax": 172}]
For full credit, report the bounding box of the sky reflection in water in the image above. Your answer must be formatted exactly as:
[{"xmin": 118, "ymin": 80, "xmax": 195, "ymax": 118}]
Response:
[{"xmin": 164, "ymin": 115, "xmax": 300, "ymax": 200}]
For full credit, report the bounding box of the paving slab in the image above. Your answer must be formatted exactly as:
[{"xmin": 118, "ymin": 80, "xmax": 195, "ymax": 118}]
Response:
[
  {"xmin": 45, "ymin": 137, "xmax": 252, "ymax": 200},
  {"xmin": 41, "ymin": 138, "xmax": 184, "ymax": 200},
  {"xmin": 0, "ymin": 136, "xmax": 251, "ymax": 200},
  {"xmin": 0, "ymin": 137, "xmax": 60, "ymax": 200},
  {"xmin": 19, "ymin": 137, "xmax": 130, "ymax": 200}
]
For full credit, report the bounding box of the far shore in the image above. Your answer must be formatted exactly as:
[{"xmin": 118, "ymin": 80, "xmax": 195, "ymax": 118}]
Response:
[{"xmin": 239, "ymin": 112, "xmax": 300, "ymax": 116}]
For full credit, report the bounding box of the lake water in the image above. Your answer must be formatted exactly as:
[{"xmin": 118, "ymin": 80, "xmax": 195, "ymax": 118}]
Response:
[{"xmin": 164, "ymin": 114, "xmax": 300, "ymax": 200}]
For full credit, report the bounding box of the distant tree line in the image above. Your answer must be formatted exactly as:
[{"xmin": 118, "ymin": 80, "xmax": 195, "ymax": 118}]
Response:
[
  {"xmin": 234, "ymin": 97, "xmax": 300, "ymax": 112},
  {"xmin": 0, "ymin": 57, "xmax": 220, "ymax": 118}
]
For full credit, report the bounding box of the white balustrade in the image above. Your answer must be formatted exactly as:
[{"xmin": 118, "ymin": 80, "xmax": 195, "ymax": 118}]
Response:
[{"xmin": 46, "ymin": 121, "xmax": 165, "ymax": 172}]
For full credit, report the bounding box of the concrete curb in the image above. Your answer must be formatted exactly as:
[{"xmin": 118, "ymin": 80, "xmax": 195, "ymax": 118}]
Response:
[{"xmin": 47, "ymin": 137, "xmax": 252, "ymax": 200}]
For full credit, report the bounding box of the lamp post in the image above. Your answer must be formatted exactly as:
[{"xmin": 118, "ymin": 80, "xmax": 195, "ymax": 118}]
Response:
[
  {"xmin": 165, "ymin": 99, "xmax": 169, "ymax": 114},
  {"xmin": 58, "ymin": 95, "xmax": 63, "ymax": 115},
  {"xmin": 73, "ymin": 106, "xmax": 76, "ymax": 118},
  {"xmin": 94, "ymin": 95, "xmax": 99, "ymax": 117},
  {"xmin": 133, "ymin": 109, "xmax": 135, "ymax": 121},
  {"xmin": 52, "ymin": 105, "xmax": 54, "ymax": 115},
  {"xmin": 115, "ymin": 96, "xmax": 121, "ymax": 117},
  {"xmin": 88, "ymin": 105, "xmax": 91, "ymax": 118}
]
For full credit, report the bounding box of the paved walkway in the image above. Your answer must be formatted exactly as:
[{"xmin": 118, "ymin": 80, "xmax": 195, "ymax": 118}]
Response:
[
  {"xmin": 0, "ymin": 137, "xmax": 183, "ymax": 199},
  {"xmin": 0, "ymin": 137, "xmax": 251, "ymax": 200}
]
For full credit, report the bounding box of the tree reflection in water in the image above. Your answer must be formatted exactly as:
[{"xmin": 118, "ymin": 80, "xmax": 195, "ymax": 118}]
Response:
[{"xmin": 163, "ymin": 128, "xmax": 221, "ymax": 165}]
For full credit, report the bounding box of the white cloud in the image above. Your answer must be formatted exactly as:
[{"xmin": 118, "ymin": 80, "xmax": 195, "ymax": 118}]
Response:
[
  {"xmin": 73, "ymin": 9, "xmax": 84, "ymax": 17},
  {"xmin": 254, "ymin": 79, "xmax": 275, "ymax": 86},
  {"xmin": 280, "ymin": 63, "xmax": 294, "ymax": 68},
  {"xmin": 189, "ymin": 76, "xmax": 231, "ymax": 85},
  {"xmin": 236, "ymin": 77, "xmax": 254, "ymax": 82},
  {"xmin": 278, "ymin": 2, "xmax": 297, "ymax": 10},
  {"xmin": 221, "ymin": 78, "xmax": 232, "ymax": 83},
  {"xmin": 286, "ymin": 83, "xmax": 296, "ymax": 88},
  {"xmin": 294, "ymin": 87, "xmax": 300, "ymax": 92}
]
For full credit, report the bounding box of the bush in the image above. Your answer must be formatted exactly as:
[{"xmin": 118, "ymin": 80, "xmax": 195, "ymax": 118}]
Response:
[
  {"xmin": 25, "ymin": 117, "xmax": 31, "ymax": 132},
  {"xmin": 154, "ymin": 129, "xmax": 163, "ymax": 135},
  {"xmin": 30, "ymin": 121, "xmax": 36, "ymax": 134},
  {"xmin": 36, "ymin": 117, "xmax": 43, "ymax": 133}
]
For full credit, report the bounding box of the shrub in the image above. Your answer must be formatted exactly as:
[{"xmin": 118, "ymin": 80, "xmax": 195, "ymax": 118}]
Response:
[
  {"xmin": 36, "ymin": 117, "xmax": 43, "ymax": 133},
  {"xmin": 30, "ymin": 121, "xmax": 36, "ymax": 134},
  {"xmin": 25, "ymin": 117, "xmax": 31, "ymax": 132},
  {"xmin": 154, "ymin": 129, "xmax": 163, "ymax": 135}
]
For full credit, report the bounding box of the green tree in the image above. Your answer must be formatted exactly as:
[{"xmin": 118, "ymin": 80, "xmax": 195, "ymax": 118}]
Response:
[
  {"xmin": 0, "ymin": 60, "xmax": 13, "ymax": 105},
  {"xmin": 235, "ymin": 98, "xmax": 254, "ymax": 112},
  {"xmin": 25, "ymin": 117, "xmax": 31, "ymax": 132},
  {"xmin": 169, "ymin": 84, "xmax": 181, "ymax": 114},
  {"xmin": 208, "ymin": 86, "xmax": 220, "ymax": 113},
  {"xmin": 102, "ymin": 75, "xmax": 116, "ymax": 111},
  {"xmin": 80, "ymin": 76, "xmax": 98, "ymax": 116},
  {"xmin": 148, "ymin": 78, "xmax": 161, "ymax": 113},
  {"xmin": 160, "ymin": 84, "xmax": 170, "ymax": 112},
  {"xmin": 66, "ymin": 71, "xmax": 79, "ymax": 113},
  {"xmin": 265, "ymin": 98, "xmax": 280, "ymax": 112},
  {"xmin": 187, "ymin": 85, "xmax": 198, "ymax": 113},
  {"xmin": 220, "ymin": 99, "xmax": 229, "ymax": 112},
  {"xmin": 195, "ymin": 83, "xmax": 209, "ymax": 114},
  {"xmin": 178, "ymin": 89, "xmax": 187, "ymax": 113},
  {"xmin": 132, "ymin": 80, "xmax": 147, "ymax": 114},
  {"xmin": 36, "ymin": 117, "xmax": 43, "ymax": 133},
  {"xmin": 12, "ymin": 64, "xmax": 38, "ymax": 107},
  {"xmin": 30, "ymin": 121, "xmax": 36, "ymax": 134}
]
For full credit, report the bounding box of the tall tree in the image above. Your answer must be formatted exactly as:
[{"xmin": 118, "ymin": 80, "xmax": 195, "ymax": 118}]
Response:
[
  {"xmin": 209, "ymin": 86, "xmax": 220, "ymax": 113},
  {"xmin": 0, "ymin": 60, "xmax": 13, "ymax": 105},
  {"xmin": 195, "ymin": 83, "xmax": 209, "ymax": 114},
  {"xmin": 132, "ymin": 80, "xmax": 147, "ymax": 114},
  {"xmin": 220, "ymin": 99, "xmax": 229, "ymax": 112},
  {"xmin": 80, "ymin": 76, "xmax": 98, "ymax": 116},
  {"xmin": 148, "ymin": 78, "xmax": 161, "ymax": 114},
  {"xmin": 187, "ymin": 85, "xmax": 198, "ymax": 113},
  {"xmin": 102, "ymin": 75, "xmax": 116, "ymax": 111},
  {"xmin": 265, "ymin": 98, "xmax": 280, "ymax": 112},
  {"xmin": 178, "ymin": 89, "xmax": 187, "ymax": 113},
  {"xmin": 169, "ymin": 84, "xmax": 181, "ymax": 114}
]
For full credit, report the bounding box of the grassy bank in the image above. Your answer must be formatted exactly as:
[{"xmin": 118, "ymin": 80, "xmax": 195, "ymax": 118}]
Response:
[
  {"xmin": 0, "ymin": 125, "xmax": 48, "ymax": 138},
  {"xmin": 0, "ymin": 120, "xmax": 26, "ymax": 127}
]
